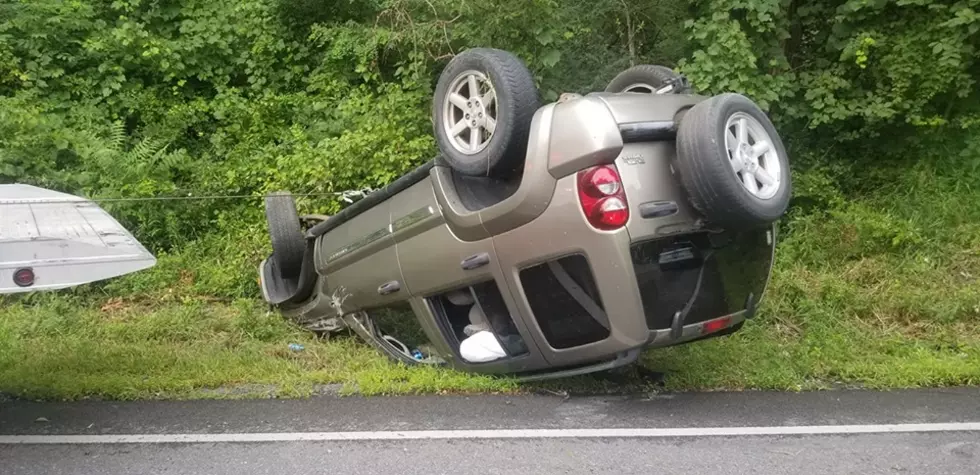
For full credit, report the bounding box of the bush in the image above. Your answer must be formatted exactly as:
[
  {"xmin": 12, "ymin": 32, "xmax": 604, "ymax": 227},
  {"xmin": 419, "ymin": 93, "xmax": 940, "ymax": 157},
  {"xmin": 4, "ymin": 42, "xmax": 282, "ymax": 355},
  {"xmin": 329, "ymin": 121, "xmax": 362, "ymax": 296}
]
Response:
[{"xmin": 680, "ymin": 0, "xmax": 980, "ymax": 151}]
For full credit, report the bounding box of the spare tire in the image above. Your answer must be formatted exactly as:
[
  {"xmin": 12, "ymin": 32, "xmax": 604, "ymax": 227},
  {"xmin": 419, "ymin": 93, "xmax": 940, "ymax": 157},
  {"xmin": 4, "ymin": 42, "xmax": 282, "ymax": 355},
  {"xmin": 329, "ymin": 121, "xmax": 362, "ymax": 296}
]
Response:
[
  {"xmin": 674, "ymin": 93, "xmax": 791, "ymax": 229},
  {"xmin": 432, "ymin": 48, "xmax": 541, "ymax": 178},
  {"xmin": 264, "ymin": 191, "xmax": 306, "ymax": 278},
  {"xmin": 605, "ymin": 64, "xmax": 689, "ymax": 94}
]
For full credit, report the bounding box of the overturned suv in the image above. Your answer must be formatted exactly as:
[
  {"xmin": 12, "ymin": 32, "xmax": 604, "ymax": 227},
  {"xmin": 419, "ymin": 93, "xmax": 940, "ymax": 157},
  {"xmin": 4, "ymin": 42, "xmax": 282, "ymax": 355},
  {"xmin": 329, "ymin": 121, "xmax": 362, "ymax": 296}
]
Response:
[{"xmin": 259, "ymin": 49, "xmax": 791, "ymax": 381}]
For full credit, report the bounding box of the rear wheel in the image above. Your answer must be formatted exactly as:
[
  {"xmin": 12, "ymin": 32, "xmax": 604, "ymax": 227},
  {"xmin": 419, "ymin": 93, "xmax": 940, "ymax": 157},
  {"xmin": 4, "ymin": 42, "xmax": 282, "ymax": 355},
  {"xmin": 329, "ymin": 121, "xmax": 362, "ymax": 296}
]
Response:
[
  {"xmin": 264, "ymin": 191, "xmax": 306, "ymax": 278},
  {"xmin": 433, "ymin": 48, "xmax": 541, "ymax": 178},
  {"xmin": 605, "ymin": 64, "xmax": 689, "ymax": 94},
  {"xmin": 674, "ymin": 93, "xmax": 792, "ymax": 229}
]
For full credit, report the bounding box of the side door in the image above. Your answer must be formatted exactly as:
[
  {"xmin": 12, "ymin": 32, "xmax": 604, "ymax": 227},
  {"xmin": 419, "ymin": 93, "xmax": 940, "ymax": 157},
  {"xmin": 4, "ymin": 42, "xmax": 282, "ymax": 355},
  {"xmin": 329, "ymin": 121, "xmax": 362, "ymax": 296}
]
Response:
[
  {"xmin": 315, "ymin": 200, "xmax": 405, "ymax": 313},
  {"xmin": 390, "ymin": 180, "xmax": 498, "ymax": 297}
]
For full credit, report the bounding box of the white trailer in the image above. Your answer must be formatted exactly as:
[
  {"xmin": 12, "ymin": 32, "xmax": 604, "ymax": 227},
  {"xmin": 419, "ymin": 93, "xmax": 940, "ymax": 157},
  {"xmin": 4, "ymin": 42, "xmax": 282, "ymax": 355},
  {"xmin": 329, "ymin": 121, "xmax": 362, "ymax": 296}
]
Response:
[{"xmin": 0, "ymin": 184, "xmax": 156, "ymax": 294}]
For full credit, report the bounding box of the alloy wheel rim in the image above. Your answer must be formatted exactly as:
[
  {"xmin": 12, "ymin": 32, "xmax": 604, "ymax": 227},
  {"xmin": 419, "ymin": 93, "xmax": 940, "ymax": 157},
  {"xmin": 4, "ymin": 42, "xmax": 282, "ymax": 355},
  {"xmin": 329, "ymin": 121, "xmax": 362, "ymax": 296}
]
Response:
[
  {"xmin": 724, "ymin": 112, "xmax": 782, "ymax": 200},
  {"xmin": 442, "ymin": 70, "xmax": 497, "ymax": 155}
]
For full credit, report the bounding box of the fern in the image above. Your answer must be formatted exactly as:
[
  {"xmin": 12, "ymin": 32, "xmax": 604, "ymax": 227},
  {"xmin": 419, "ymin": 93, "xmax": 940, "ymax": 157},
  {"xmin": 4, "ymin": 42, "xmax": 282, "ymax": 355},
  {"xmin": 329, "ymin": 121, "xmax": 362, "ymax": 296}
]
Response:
[
  {"xmin": 127, "ymin": 137, "xmax": 168, "ymax": 164},
  {"xmin": 106, "ymin": 120, "xmax": 125, "ymax": 153},
  {"xmin": 158, "ymin": 146, "xmax": 188, "ymax": 170}
]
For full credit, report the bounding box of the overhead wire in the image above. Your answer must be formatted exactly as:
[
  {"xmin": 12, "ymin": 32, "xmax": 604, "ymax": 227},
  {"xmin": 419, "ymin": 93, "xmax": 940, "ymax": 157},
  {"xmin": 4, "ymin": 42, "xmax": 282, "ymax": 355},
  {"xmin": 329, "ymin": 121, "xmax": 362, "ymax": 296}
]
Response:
[{"xmin": 0, "ymin": 188, "xmax": 378, "ymax": 207}]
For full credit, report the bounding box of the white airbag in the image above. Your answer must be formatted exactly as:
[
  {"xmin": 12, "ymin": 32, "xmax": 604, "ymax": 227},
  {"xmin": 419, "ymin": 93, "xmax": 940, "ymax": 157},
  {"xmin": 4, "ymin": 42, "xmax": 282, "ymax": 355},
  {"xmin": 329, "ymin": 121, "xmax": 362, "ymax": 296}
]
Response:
[{"xmin": 459, "ymin": 331, "xmax": 507, "ymax": 363}]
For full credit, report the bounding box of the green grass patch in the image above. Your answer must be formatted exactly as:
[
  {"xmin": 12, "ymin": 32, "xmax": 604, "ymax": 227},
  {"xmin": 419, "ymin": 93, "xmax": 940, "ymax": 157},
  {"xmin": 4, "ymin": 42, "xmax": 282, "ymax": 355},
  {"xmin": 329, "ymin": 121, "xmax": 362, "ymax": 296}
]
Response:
[
  {"xmin": 0, "ymin": 297, "xmax": 516, "ymax": 400},
  {"xmin": 2, "ymin": 245, "xmax": 977, "ymax": 400}
]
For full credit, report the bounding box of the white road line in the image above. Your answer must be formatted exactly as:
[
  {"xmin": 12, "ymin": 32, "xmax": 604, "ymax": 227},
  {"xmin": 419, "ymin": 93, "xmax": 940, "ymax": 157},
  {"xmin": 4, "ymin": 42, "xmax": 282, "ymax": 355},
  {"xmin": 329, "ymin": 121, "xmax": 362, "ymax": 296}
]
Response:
[{"xmin": 2, "ymin": 423, "xmax": 980, "ymax": 444}]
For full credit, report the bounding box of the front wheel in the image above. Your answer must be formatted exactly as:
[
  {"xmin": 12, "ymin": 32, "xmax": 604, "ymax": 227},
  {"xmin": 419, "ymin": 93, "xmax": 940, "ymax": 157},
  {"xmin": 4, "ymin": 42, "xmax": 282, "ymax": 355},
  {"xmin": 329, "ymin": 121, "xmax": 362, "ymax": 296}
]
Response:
[{"xmin": 264, "ymin": 192, "xmax": 306, "ymax": 278}]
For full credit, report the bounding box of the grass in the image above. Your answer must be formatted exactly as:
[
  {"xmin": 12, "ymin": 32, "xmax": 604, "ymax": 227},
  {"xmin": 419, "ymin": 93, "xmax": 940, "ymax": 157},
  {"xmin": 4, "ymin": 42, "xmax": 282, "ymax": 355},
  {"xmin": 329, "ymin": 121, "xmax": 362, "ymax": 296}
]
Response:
[
  {"xmin": 2, "ymin": 247, "xmax": 977, "ymax": 400},
  {"xmin": 0, "ymin": 297, "xmax": 515, "ymax": 400},
  {"xmin": 1, "ymin": 160, "xmax": 979, "ymax": 400}
]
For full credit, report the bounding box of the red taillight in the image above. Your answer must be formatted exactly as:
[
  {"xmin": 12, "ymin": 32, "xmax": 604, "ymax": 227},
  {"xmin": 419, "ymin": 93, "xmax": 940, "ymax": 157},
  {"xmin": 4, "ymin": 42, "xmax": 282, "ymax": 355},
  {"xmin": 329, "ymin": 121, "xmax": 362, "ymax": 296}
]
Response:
[
  {"xmin": 577, "ymin": 164, "xmax": 629, "ymax": 230},
  {"xmin": 13, "ymin": 267, "xmax": 35, "ymax": 287},
  {"xmin": 702, "ymin": 316, "xmax": 731, "ymax": 334}
]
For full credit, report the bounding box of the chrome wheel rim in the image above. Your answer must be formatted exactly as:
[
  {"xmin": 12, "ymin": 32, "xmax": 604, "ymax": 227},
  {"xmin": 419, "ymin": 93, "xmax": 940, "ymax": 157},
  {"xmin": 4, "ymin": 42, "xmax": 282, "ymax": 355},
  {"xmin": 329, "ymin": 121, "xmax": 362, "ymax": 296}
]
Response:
[
  {"xmin": 724, "ymin": 112, "xmax": 782, "ymax": 200},
  {"xmin": 442, "ymin": 70, "xmax": 497, "ymax": 155}
]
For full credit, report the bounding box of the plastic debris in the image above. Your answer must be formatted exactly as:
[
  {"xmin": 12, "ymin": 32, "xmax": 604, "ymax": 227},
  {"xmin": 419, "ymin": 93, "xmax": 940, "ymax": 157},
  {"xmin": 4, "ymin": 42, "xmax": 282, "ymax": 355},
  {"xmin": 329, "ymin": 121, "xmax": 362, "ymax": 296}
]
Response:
[
  {"xmin": 382, "ymin": 335, "xmax": 411, "ymax": 357},
  {"xmin": 411, "ymin": 349, "xmax": 424, "ymax": 360},
  {"xmin": 288, "ymin": 343, "xmax": 305, "ymax": 352},
  {"xmin": 459, "ymin": 331, "xmax": 507, "ymax": 363}
]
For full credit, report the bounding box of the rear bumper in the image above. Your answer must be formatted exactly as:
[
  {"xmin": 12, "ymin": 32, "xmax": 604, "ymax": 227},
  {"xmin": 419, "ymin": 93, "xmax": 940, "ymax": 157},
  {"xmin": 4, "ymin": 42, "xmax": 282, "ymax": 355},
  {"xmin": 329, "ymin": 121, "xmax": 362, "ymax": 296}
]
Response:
[{"xmin": 647, "ymin": 309, "xmax": 750, "ymax": 348}]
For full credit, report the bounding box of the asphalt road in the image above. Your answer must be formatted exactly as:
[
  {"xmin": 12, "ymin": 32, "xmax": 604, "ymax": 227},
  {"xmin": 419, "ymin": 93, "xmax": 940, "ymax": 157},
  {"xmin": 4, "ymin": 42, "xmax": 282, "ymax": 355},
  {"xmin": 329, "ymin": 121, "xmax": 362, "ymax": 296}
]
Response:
[{"xmin": 2, "ymin": 388, "xmax": 979, "ymax": 474}]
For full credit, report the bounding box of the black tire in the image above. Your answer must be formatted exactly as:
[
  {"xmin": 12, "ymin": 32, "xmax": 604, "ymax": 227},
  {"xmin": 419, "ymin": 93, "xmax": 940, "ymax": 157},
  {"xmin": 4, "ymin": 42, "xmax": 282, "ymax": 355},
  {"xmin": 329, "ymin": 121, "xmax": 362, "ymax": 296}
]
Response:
[
  {"xmin": 674, "ymin": 93, "xmax": 792, "ymax": 229},
  {"xmin": 264, "ymin": 191, "xmax": 306, "ymax": 278},
  {"xmin": 605, "ymin": 64, "xmax": 689, "ymax": 94},
  {"xmin": 432, "ymin": 48, "xmax": 541, "ymax": 178}
]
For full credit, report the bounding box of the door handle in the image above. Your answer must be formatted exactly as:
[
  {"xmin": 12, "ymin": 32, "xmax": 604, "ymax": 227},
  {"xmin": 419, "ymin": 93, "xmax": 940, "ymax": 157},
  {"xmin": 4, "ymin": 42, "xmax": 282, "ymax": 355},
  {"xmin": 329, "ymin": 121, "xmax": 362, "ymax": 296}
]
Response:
[
  {"xmin": 460, "ymin": 252, "xmax": 491, "ymax": 270},
  {"xmin": 377, "ymin": 280, "xmax": 401, "ymax": 295}
]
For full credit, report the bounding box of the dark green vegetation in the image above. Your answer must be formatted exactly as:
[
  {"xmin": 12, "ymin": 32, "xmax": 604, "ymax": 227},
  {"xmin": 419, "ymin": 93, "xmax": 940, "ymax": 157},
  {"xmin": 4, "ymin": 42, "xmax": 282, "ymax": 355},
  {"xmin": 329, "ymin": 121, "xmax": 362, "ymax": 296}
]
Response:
[{"xmin": 2, "ymin": 0, "xmax": 979, "ymax": 399}]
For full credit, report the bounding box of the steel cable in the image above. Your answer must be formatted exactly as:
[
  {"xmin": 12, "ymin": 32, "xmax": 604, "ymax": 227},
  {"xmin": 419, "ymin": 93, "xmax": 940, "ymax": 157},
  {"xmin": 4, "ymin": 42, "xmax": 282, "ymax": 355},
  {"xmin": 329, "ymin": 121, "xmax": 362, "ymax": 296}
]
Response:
[{"xmin": 0, "ymin": 188, "xmax": 377, "ymax": 206}]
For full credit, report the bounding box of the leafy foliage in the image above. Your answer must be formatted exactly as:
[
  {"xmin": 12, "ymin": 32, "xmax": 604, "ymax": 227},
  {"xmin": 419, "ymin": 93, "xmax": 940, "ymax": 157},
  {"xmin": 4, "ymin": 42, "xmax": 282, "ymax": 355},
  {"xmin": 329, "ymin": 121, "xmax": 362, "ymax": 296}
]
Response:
[{"xmin": 680, "ymin": 0, "xmax": 980, "ymax": 143}]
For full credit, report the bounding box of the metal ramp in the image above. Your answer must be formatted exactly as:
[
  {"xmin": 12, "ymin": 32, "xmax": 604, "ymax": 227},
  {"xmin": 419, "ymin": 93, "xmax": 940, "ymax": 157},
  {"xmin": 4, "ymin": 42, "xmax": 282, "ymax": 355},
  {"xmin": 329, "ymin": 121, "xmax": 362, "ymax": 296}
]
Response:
[{"xmin": 0, "ymin": 184, "xmax": 156, "ymax": 294}]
